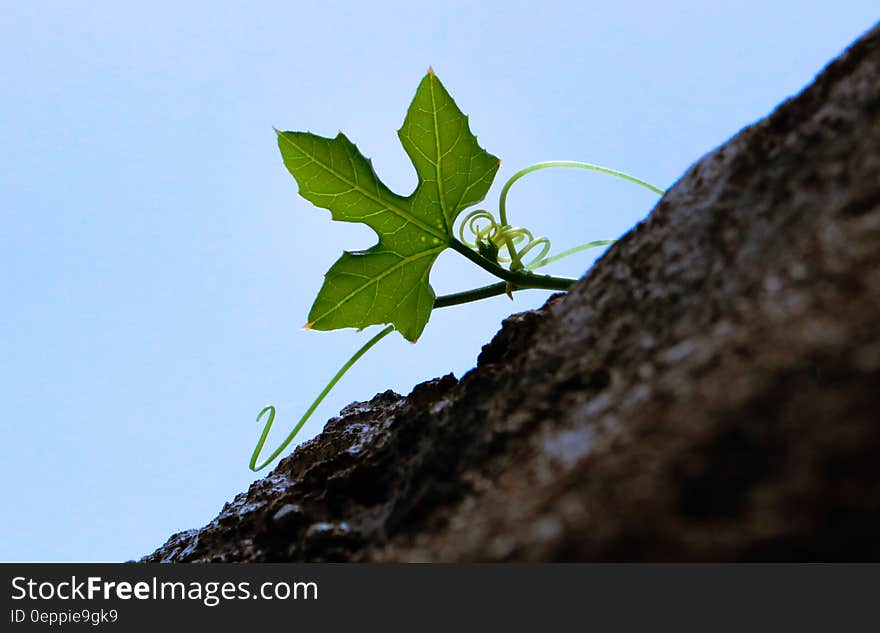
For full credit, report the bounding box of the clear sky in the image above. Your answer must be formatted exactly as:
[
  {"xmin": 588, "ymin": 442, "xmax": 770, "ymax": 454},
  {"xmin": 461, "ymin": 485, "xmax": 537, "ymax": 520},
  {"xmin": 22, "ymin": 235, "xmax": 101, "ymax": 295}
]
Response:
[{"xmin": 1, "ymin": 1, "xmax": 876, "ymax": 561}]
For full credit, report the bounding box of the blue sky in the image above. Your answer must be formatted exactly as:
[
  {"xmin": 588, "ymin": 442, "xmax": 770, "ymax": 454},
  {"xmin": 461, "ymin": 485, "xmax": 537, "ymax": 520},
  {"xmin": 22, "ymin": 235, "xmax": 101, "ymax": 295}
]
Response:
[{"xmin": 1, "ymin": 2, "xmax": 876, "ymax": 561}]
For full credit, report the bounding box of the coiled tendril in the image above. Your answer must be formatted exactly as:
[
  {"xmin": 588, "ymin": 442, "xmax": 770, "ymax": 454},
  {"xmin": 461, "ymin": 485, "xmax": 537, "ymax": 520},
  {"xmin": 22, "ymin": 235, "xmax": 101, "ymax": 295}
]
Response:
[
  {"xmin": 458, "ymin": 160, "xmax": 665, "ymax": 273},
  {"xmin": 458, "ymin": 210, "xmax": 550, "ymax": 271}
]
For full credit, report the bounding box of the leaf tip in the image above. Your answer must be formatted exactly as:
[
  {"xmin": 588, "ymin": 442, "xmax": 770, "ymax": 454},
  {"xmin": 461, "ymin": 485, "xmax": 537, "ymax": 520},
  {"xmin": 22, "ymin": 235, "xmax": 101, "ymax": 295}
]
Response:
[
  {"xmin": 427, "ymin": 65, "xmax": 435, "ymax": 77},
  {"xmin": 303, "ymin": 322, "xmax": 313, "ymax": 330}
]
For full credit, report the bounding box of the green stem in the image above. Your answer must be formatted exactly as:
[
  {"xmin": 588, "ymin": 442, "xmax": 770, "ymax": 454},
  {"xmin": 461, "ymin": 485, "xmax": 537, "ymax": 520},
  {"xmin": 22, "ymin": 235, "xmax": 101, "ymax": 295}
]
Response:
[
  {"xmin": 433, "ymin": 282, "xmax": 510, "ymax": 308},
  {"xmin": 249, "ymin": 324, "xmax": 395, "ymax": 471},
  {"xmin": 449, "ymin": 238, "xmax": 575, "ymax": 290}
]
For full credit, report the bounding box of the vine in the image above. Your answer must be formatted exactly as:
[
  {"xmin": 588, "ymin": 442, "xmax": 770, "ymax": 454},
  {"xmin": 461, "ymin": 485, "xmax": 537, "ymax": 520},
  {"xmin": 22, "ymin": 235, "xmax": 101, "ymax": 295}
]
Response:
[{"xmin": 251, "ymin": 72, "xmax": 664, "ymax": 471}]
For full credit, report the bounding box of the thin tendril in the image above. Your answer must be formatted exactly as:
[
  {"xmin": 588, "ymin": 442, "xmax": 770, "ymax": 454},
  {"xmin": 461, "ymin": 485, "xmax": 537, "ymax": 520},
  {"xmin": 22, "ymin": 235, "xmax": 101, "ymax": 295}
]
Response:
[
  {"xmin": 250, "ymin": 324, "xmax": 395, "ymax": 471},
  {"xmin": 459, "ymin": 160, "xmax": 664, "ymax": 274},
  {"xmin": 458, "ymin": 213, "xmax": 551, "ymax": 269},
  {"xmin": 528, "ymin": 240, "xmax": 615, "ymax": 270},
  {"xmin": 498, "ymin": 160, "xmax": 665, "ymax": 226}
]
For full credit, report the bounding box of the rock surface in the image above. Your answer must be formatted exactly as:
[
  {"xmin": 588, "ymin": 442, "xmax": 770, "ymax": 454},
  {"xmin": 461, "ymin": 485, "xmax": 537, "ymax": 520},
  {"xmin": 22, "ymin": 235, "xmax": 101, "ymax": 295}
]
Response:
[{"xmin": 144, "ymin": 24, "xmax": 880, "ymax": 562}]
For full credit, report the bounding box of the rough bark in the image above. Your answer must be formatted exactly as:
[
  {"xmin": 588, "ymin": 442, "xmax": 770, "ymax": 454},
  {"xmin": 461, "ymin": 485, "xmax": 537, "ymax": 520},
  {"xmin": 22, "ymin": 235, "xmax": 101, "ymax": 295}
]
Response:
[{"xmin": 144, "ymin": 24, "xmax": 880, "ymax": 562}]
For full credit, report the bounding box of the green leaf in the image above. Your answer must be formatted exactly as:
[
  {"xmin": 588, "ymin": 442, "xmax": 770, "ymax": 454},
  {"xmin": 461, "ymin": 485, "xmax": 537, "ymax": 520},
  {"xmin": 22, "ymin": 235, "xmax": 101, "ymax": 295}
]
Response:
[{"xmin": 276, "ymin": 71, "xmax": 500, "ymax": 341}]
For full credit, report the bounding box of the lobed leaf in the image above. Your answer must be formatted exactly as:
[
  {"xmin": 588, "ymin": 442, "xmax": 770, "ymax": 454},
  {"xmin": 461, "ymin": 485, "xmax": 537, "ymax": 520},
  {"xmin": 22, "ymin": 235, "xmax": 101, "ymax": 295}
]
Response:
[{"xmin": 277, "ymin": 71, "xmax": 499, "ymax": 341}]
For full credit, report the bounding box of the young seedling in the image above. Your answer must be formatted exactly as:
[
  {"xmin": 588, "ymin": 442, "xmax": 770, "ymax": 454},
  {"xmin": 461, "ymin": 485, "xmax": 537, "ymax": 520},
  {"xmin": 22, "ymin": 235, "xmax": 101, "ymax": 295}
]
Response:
[{"xmin": 250, "ymin": 70, "xmax": 663, "ymax": 471}]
